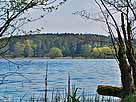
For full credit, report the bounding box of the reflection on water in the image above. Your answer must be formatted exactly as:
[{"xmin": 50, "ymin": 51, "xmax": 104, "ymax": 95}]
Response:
[{"xmin": 0, "ymin": 59, "xmax": 121, "ymax": 97}]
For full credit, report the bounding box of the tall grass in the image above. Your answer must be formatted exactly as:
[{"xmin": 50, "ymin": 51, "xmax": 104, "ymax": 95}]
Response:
[
  {"xmin": 1, "ymin": 92, "xmax": 120, "ymax": 102},
  {"xmin": 121, "ymin": 92, "xmax": 136, "ymax": 102},
  {"xmin": 45, "ymin": 61, "xmax": 48, "ymax": 102}
]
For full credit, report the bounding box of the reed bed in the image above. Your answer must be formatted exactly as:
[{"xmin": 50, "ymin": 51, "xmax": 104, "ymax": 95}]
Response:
[
  {"xmin": 0, "ymin": 77, "xmax": 121, "ymax": 102},
  {"xmin": 0, "ymin": 92, "xmax": 121, "ymax": 102}
]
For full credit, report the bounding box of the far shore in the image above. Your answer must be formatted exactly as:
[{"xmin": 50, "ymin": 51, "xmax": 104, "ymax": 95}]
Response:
[{"xmin": 0, "ymin": 56, "xmax": 114, "ymax": 59}]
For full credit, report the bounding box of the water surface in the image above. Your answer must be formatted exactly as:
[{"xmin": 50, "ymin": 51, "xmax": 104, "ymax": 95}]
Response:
[{"xmin": 0, "ymin": 59, "xmax": 121, "ymax": 97}]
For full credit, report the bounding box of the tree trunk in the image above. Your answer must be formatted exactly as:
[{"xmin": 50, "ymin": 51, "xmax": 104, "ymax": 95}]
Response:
[
  {"xmin": 118, "ymin": 42, "xmax": 133, "ymax": 95},
  {"xmin": 97, "ymin": 57, "xmax": 133, "ymax": 97},
  {"xmin": 97, "ymin": 44, "xmax": 133, "ymax": 97},
  {"xmin": 118, "ymin": 59, "xmax": 133, "ymax": 95},
  {"xmin": 95, "ymin": 0, "xmax": 136, "ymax": 99}
]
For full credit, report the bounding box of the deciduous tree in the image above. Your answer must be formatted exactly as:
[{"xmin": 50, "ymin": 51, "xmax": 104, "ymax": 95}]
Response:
[
  {"xmin": 0, "ymin": 0, "xmax": 66, "ymax": 54},
  {"xmin": 49, "ymin": 47, "xmax": 63, "ymax": 58},
  {"xmin": 73, "ymin": 0, "xmax": 136, "ymax": 98},
  {"xmin": 94, "ymin": 0, "xmax": 136, "ymax": 98}
]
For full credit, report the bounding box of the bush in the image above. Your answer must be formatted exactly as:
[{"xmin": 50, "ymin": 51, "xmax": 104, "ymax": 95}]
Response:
[
  {"xmin": 122, "ymin": 92, "xmax": 136, "ymax": 102},
  {"xmin": 49, "ymin": 47, "xmax": 63, "ymax": 58}
]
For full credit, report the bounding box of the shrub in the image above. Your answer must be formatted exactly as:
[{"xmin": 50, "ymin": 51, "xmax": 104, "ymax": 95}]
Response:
[{"xmin": 49, "ymin": 47, "xmax": 63, "ymax": 58}]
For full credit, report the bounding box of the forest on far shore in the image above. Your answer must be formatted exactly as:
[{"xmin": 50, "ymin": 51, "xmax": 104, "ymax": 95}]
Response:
[{"xmin": 1, "ymin": 33, "xmax": 135, "ymax": 59}]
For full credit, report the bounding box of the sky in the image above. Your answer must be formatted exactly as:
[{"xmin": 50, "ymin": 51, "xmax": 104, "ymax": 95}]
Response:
[{"xmin": 23, "ymin": 0, "xmax": 108, "ymax": 35}]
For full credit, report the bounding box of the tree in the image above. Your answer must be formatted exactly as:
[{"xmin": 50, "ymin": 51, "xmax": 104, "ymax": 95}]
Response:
[
  {"xmin": 31, "ymin": 43, "xmax": 37, "ymax": 57},
  {"xmin": 0, "ymin": 0, "xmax": 67, "ymax": 82},
  {"xmin": 24, "ymin": 40, "xmax": 33, "ymax": 57},
  {"xmin": 94, "ymin": 0, "xmax": 136, "ymax": 98},
  {"xmin": 63, "ymin": 42, "xmax": 71, "ymax": 57},
  {"xmin": 49, "ymin": 47, "xmax": 63, "ymax": 58},
  {"xmin": 35, "ymin": 40, "xmax": 45, "ymax": 57},
  {"xmin": 0, "ymin": 0, "xmax": 66, "ymax": 55},
  {"xmin": 92, "ymin": 46, "xmax": 114, "ymax": 58},
  {"xmin": 92, "ymin": 47, "xmax": 101, "ymax": 58},
  {"xmin": 81, "ymin": 44, "xmax": 91, "ymax": 58},
  {"xmin": 16, "ymin": 41, "xmax": 25, "ymax": 56},
  {"xmin": 8, "ymin": 39, "xmax": 16, "ymax": 57},
  {"xmin": 73, "ymin": 0, "xmax": 136, "ymax": 98},
  {"xmin": 0, "ymin": 1, "xmax": 68, "ymax": 100}
]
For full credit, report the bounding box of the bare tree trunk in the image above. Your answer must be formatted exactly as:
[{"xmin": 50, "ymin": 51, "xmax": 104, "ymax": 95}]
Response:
[
  {"xmin": 93, "ymin": 0, "xmax": 136, "ymax": 98},
  {"xmin": 126, "ymin": 54, "xmax": 136, "ymax": 87},
  {"xmin": 97, "ymin": 44, "xmax": 133, "ymax": 97},
  {"xmin": 121, "ymin": 12, "xmax": 136, "ymax": 88},
  {"xmin": 118, "ymin": 58, "xmax": 133, "ymax": 95}
]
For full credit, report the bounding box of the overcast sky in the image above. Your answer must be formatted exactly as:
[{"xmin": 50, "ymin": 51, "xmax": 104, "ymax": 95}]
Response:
[{"xmin": 23, "ymin": 0, "xmax": 108, "ymax": 36}]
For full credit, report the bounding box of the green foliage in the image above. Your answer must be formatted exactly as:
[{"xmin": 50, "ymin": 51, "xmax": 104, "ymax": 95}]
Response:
[
  {"xmin": 81, "ymin": 44, "xmax": 92, "ymax": 58},
  {"xmin": 62, "ymin": 42, "xmax": 71, "ymax": 56},
  {"xmin": 122, "ymin": 92, "xmax": 136, "ymax": 102},
  {"xmin": 69, "ymin": 87, "xmax": 80, "ymax": 102},
  {"xmin": 49, "ymin": 47, "xmax": 63, "ymax": 58},
  {"xmin": 16, "ymin": 42, "xmax": 25, "ymax": 56},
  {"xmin": 92, "ymin": 46, "xmax": 114, "ymax": 58},
  {"xmin": 24, "ymin": 40, "xmax": 33, "ymax": 57},
  {"xmin": 0, "ymin": 33, "xmax": 116, "ymax": 58}
]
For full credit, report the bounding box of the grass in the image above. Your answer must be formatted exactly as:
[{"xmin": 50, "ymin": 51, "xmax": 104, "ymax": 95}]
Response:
[
  {"xmin": 121, "ymin": 92, "xmax": 136, "ymax": 102},
  {"xmin": 1, "ymin": 90, "xmax": 120, "ymax": 102}
]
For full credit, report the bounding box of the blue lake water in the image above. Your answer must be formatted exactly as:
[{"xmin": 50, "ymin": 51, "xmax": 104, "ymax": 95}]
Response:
[{"xmin": 0, "ymin": 59, "xmax": 121, "ymax": 98}]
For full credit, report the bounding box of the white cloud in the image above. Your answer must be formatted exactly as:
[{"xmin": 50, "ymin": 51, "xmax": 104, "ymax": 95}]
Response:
[{"xmin": 23, "ymin": 0, "xmax": 109, "ymax": 35}]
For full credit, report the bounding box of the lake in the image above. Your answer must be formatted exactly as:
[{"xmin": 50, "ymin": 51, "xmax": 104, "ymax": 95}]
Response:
[{"xmin": 0, "ymin": 59, "xmax": 121, "ymax": 98}]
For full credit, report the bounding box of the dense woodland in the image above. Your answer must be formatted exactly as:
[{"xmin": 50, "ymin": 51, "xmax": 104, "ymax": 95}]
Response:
[{"xmin": 0, "ymin": 33, "xmax": 118, "ymax": 58}]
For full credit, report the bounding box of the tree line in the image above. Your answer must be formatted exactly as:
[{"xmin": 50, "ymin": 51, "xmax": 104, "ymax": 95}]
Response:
[{"xmin": 0, "ymin": 33, "xmax": 116, "ymax": 58}]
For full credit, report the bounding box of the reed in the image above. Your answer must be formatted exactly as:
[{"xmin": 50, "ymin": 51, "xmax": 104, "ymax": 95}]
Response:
[
  {"xmin": 122, "ymin": 92, "xmax": 136, "ymax": 102},
  {"xmin": 2, "ymin": 92, "xmax": 120, "ymax": 102}
]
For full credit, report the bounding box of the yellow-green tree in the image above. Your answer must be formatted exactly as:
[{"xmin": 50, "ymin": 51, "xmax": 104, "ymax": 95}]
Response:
[
  {"xmin": 49, "ymin": 47, "xmax": 63, "ymax": 58},
  {"xmin": 92, "ymin": 47, "xmax": 100, "ymax": 58},
  {"xmin": 92, "ymin": 46, "xmax": 114, "ymax": 58},
  {"xmin": 24, "ymin": 40, "xmax": 33, "ymax": 57}
]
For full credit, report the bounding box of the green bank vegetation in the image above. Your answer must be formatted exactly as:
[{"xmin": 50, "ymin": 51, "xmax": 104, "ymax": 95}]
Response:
[{"xmin": 1, "ymin": 33, "xmax": 117, "ymax": 59}]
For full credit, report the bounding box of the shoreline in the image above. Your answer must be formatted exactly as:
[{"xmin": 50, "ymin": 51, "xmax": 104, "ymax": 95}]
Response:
[{"xmin": 0, "ymin": 56, "xmax": 115, "ymax": 60}]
